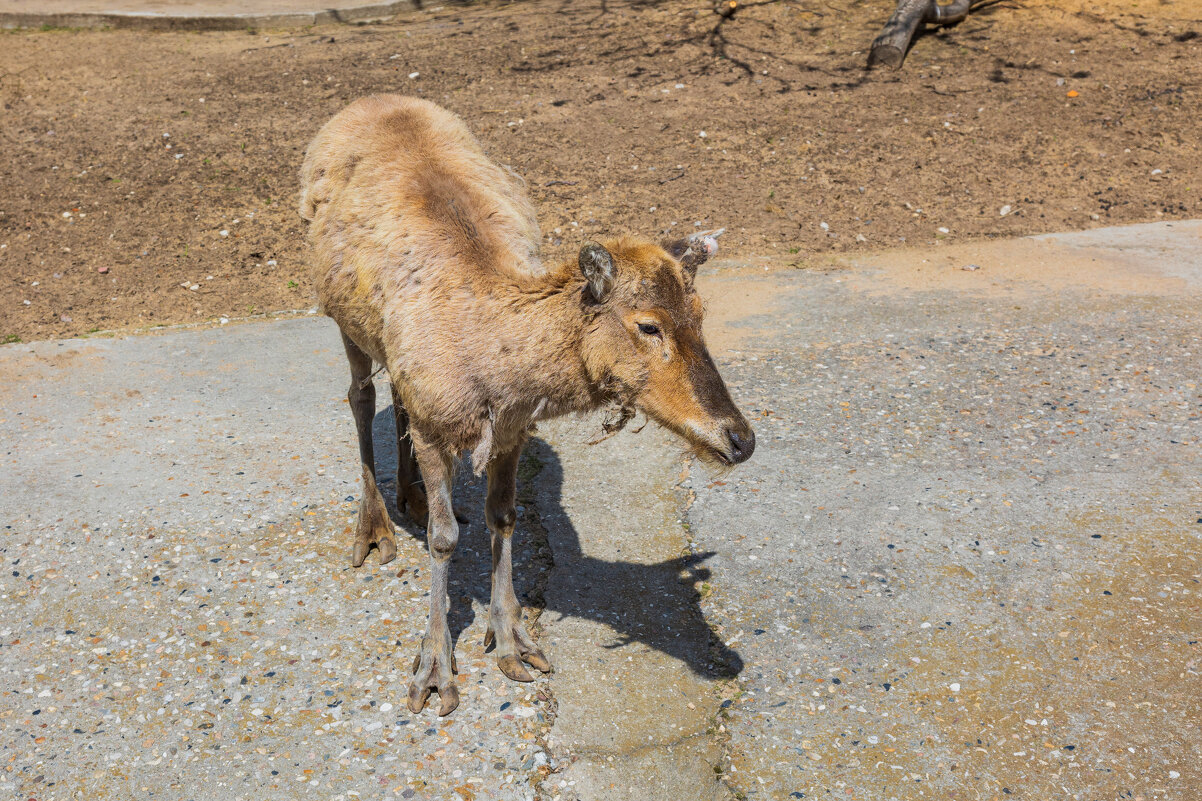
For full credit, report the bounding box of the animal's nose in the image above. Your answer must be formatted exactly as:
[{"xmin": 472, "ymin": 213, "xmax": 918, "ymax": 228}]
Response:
[{"xmin": 726, "ymin": 425, "xmax": 755, "ymax": 464}]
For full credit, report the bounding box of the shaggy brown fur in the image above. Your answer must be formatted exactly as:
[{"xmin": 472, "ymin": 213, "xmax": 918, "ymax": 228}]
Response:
[{"xmin": 300, "ymin": 95, "xmax": 754, "ymax": 716}]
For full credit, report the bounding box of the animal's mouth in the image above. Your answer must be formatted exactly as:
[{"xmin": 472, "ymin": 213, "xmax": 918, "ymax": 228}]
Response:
[
  {"xmin": 704, "ymin": 444, "xmax": 735, "ymax": 466},
  {"xmin": 690, "ymin": 437, "xmax": 738, "ymax": 468}
]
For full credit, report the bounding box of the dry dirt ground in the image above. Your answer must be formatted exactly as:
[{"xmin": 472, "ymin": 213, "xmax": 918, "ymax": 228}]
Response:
[{"xmin": 0, "ymin": 0, "xmax": 1198, "ymax": 342}]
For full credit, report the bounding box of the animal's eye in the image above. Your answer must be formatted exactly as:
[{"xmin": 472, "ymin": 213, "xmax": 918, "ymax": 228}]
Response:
[{"xmin": 637, "ymin": 323, "xmax": 661, "ymax": 337}]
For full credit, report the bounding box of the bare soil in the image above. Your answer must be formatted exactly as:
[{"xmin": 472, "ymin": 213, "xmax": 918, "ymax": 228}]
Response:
[{"xmin": 1, "ymin": 0, "xmax": 1198, "ymax": 342}]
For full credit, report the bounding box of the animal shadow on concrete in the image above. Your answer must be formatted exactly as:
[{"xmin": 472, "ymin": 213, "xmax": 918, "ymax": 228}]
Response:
[{"xmin": 371, "ymin": 406, "xmax": 744, "ymax": 679}]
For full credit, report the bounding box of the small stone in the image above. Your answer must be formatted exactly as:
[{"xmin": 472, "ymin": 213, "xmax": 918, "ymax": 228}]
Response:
[
  {"xmin": 380, "ymin": 702, "xmax": 392, "ymax": 712},
  {"xmin": 219, "ymin": 230, "xmax": 229, "ymax": 237},
  {"xmin": 949, "ymin": 683, "xmax": 960, "ymax": 693},
  {"xmin": 1000, "ymin": 205, "xmax": 1012, "ymax": 216},
  {"xmin": 961, "ymin": 264, "xmax": 981, "ymax": 271},
  {"xmin": 408, "ymin": 72, "xmax": 420, "ymax": 79}
]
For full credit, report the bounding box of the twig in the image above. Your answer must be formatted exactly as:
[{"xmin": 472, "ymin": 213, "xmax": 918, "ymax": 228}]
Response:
[
  {"xmin": 588, "ymin": 404, "xmax": 637, "ymax": 445},
  {"xmin": 358, "ymin": 363, "xmax": 387, "ymax": 390}
]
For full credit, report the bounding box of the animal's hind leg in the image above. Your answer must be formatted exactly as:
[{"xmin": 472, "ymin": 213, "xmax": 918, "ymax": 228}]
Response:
[
  {"xmin": 483, "ymin": 441, "xmax": 551, "ymax": 682},
  {"xmin": 391, "ymin": 384, "xmax": 429, "ymax": 527},
  {"xmin": 342, "ymin": 331, "xmax": 397, "ymax": 567}
]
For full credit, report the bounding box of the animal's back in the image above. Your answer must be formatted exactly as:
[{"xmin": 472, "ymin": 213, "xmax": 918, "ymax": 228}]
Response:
[{"xmin": 300, "ymin": 95, "xmax": 542, "ymax": 358}]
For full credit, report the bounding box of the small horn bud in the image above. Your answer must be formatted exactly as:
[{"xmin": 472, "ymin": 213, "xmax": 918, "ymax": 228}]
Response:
[{"xmin": 662, "ymin": 228, "xmax": 725, "ymax": 276}]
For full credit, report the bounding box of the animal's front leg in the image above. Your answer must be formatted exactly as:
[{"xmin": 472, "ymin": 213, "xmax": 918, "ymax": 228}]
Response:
[
  {"xmin": 391, "ymin": 384, "xmax": 469, "ymax": 528},
  {"xmin": 406, "ymin": 437, "xmax": 460, "ymax": 716},
  {"xmin": 484, "ymin": 442, "xmax": 552, "ymax": 682}
]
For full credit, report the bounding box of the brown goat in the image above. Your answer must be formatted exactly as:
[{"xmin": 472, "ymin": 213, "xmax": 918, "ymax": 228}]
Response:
[{"xmin": 300, "ymin": 95, "xmax": 754, "ymax": 716}]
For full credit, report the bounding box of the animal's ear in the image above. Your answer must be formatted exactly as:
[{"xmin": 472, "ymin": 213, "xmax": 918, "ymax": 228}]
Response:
[
  {"xmin": 579, "ymin": 243, "xmax": 617, "ymax": 304},
  {"xmin": 662, "ymin": 228, "xmax": 725, "ymax": 277}
]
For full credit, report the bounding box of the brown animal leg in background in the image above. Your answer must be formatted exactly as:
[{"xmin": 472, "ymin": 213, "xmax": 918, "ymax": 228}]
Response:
[
  {"xmin": 341, "ymin": 331, "xmax": 397, "ymax": 568},
  {"xmin": 406, "ymin": 432, "xmax": 460, "ymax": 716},
  {"xmin": 390, "ymin": 384, "xmax": 429, "ymax": 526},
  {"xmin": 390, "ymin": 384, "xmax": 467, "ymax": 527},
  {"xmin": 483, "ymin": 441, "xmax": 552, "ymax": 682}
]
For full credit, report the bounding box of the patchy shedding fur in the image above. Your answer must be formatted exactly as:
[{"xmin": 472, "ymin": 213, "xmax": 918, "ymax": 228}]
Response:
[
  {"xmin": 300, "ymin": 95, "xmax": 754, "ymax": 716},
  {"xmin": 302, "ymin": 96, "xmax": 752, "ymax": 466}
]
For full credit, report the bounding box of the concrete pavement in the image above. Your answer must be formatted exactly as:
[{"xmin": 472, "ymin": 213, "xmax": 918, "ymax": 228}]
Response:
[
  {"xmin": 1, "ymin": 221, "xmax": 1199, "ymax": 800},
  {"xmin": 0, "ymin": 0, "xmax": 414, "ymax": 30},
  {"xmin": 685, "ymin": 221, "xmax": 1202, "ymax": 800},
  {"xmin": 0, "ymin": 313, "xmax": 554, "ymax": 800}
]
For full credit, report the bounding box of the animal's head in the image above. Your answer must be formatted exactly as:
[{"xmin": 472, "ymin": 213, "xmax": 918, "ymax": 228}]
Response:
[{"xmin": 578, "ymin": 230, "xmax": 755, "ymax": 466}]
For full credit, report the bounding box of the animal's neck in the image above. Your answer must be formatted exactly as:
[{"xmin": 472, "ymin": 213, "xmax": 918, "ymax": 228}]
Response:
[{"xmin": 494, "ymin": 263, "xmax": 607, "ymax": 420}]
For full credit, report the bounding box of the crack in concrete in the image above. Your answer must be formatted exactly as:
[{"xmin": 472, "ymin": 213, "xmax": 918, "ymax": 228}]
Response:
[
  {"xmin": 516, "ymin": 443, "xmax": 562, "ymax": 799},
  {"xmin": 558, "ymin": 727, "xmax": 714, "ymax": 762},
  {"xmin": 676, "ymin": 458, "xmax": 744, "ymax": 801}
]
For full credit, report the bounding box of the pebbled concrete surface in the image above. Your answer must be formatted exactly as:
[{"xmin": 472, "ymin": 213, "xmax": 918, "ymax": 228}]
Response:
[
  {"xmin": 0, "ymin": 314, "xmax": 556, "ymax": 800},
  {"xmin": 1, "ymin": 221, "xmax": 1200, "ymax": 800},
  {"xmin": 685, "ymin": 222, "xmax": 1202, "ymax": 800}
]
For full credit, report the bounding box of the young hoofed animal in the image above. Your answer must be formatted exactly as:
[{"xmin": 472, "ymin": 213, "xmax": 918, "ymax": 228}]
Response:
[{"xmin": 300, "ymin": 95, "xmax": 754, "ymax": 716}]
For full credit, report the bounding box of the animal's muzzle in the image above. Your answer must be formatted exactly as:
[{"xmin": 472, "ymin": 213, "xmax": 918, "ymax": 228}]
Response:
[{"xmin": 724, "ymin": 423, "xmax": 756, "ymax": 464}]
